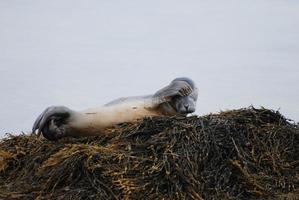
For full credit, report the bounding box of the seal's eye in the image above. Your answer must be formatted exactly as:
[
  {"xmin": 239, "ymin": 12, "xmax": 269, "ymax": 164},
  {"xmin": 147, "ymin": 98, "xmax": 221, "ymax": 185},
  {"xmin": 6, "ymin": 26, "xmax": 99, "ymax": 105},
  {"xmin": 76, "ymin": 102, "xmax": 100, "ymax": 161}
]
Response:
[{"xmin": 171, "ymin": 95, "xmax": 180, "ymax": 100}]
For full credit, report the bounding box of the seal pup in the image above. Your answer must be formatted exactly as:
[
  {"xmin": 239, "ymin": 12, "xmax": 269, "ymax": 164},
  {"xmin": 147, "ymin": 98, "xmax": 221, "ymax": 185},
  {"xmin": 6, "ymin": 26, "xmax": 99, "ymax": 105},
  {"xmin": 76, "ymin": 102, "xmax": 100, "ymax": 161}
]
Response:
[{"xmin": 32, "ymin": 77, "xmax": 198, "ymax": 140}]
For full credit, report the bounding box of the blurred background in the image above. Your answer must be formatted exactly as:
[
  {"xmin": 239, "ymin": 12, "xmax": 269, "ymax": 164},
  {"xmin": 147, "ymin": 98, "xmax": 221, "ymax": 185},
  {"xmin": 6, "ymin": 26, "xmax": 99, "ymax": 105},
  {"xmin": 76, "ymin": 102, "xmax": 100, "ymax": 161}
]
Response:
[{"xmin": 0, "ymin": 0, "xmax": 298, "ymax": 136}]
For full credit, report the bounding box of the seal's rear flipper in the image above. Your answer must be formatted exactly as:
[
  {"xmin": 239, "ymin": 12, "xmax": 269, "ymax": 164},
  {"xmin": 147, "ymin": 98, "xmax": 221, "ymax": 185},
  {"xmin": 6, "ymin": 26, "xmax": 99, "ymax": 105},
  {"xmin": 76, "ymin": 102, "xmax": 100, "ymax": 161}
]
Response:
[{"xmin": 32, "ymin": 106, "xmax": 72, "ymax": 140}]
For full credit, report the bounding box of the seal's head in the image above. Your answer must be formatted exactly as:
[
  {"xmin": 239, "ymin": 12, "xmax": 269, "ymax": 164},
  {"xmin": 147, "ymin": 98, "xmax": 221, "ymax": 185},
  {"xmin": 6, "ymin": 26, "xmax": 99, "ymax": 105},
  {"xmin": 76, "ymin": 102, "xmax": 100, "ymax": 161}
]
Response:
[
  {"xmin": 156, "ymin": 77, "xmax": 198, "ymax": 115},
  {"xmin": 166, "ymin": 77, "xmax": 198, "ymax": 115}
]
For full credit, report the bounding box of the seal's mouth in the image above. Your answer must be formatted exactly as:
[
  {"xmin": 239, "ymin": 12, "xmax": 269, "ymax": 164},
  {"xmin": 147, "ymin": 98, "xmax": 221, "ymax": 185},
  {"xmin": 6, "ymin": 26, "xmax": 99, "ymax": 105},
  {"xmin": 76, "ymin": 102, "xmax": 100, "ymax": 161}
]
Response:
[{"xmin": 179, "ymin": 106, "xmax": 195, "ymax": 114}]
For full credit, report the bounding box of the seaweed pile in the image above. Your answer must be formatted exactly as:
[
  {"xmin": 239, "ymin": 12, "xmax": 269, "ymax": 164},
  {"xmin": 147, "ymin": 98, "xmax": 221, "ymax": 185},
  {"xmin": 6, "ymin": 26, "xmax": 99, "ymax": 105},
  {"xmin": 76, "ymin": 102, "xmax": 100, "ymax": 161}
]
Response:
[{"xmin": 0, "ymin": 107, "xmax": 298, "ymax": 200}]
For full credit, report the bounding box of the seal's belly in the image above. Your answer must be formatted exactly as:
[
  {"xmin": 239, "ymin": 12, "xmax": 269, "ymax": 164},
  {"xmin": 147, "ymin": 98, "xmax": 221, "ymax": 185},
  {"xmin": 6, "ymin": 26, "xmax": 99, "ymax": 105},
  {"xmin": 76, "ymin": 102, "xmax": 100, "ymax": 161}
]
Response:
[
  {"xmin": 99, "ymin": 101, "xmax": 159, "ymax": 126},
  {"xmin": 70, "ymin": 100, "xmax": 159, "ymax": 134}
]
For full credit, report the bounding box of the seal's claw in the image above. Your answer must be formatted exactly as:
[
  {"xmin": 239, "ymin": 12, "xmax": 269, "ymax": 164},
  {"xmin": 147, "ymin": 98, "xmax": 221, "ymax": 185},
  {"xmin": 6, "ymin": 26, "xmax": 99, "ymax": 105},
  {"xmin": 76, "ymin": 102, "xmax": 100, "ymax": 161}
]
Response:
[
  {"xmin": 32, "ymin": 107, "xmax": 50, "ymax": 135},
  {"xmin": 32, "ymin": 106, "xmax": 72, "ymax": 140},
  {"xmin": 178, "ymin": 84, "xmax": 193, "ymax": 97}
]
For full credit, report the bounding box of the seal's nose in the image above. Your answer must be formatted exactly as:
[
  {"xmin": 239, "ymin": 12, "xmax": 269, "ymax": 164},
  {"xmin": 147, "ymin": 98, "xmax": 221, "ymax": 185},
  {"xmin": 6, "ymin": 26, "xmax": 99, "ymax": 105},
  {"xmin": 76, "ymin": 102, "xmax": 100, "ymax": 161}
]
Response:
[{"xmin": 184, "ymin": 105, "xmax": 189, "ymax": 111}]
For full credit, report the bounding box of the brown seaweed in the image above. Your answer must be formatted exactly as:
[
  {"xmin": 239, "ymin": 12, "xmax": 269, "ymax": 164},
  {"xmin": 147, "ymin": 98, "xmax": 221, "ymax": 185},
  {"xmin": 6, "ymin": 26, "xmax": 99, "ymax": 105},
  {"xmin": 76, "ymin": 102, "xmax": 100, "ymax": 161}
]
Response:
[{"xmin": 0, "ymin": 107, "xmax": 298, "ymax": 200}]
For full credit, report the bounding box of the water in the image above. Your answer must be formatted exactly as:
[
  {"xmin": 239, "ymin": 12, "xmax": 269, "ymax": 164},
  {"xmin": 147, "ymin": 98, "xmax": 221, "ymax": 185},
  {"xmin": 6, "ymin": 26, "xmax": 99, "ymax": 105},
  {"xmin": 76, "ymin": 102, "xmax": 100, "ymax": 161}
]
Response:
[{"xmin": 0, "ymin": 0, "xmax": 299, "ymax": 136}]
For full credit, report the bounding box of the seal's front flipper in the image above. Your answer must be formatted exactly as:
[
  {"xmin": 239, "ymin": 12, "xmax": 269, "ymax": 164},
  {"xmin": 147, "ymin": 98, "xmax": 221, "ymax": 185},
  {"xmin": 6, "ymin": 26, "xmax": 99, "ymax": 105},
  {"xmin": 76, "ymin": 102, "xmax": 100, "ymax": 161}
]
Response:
[
  {"xmin": 153, "ymin": 80, "xmax": 193, "ymax": 104},
  {"xmin": 32, "ymin": 106, "xmax": 72, "ymax": 141}
]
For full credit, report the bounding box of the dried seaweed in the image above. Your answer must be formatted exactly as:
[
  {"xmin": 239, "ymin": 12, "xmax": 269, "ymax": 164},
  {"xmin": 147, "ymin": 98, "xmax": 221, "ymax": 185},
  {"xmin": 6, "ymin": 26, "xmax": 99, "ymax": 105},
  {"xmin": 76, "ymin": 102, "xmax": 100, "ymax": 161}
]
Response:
[{"xmin": 0, "ymin": 107, "xmax": 298, "ymax": 200}]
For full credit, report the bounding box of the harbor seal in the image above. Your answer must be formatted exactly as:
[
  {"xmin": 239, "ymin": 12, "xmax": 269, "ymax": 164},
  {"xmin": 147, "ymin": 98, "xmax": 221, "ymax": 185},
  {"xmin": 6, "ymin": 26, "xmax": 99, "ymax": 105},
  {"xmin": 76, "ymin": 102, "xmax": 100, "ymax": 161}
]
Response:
[{"xmin": 32, "ymin": 77, "xmax": 198, "ymax": 140}]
